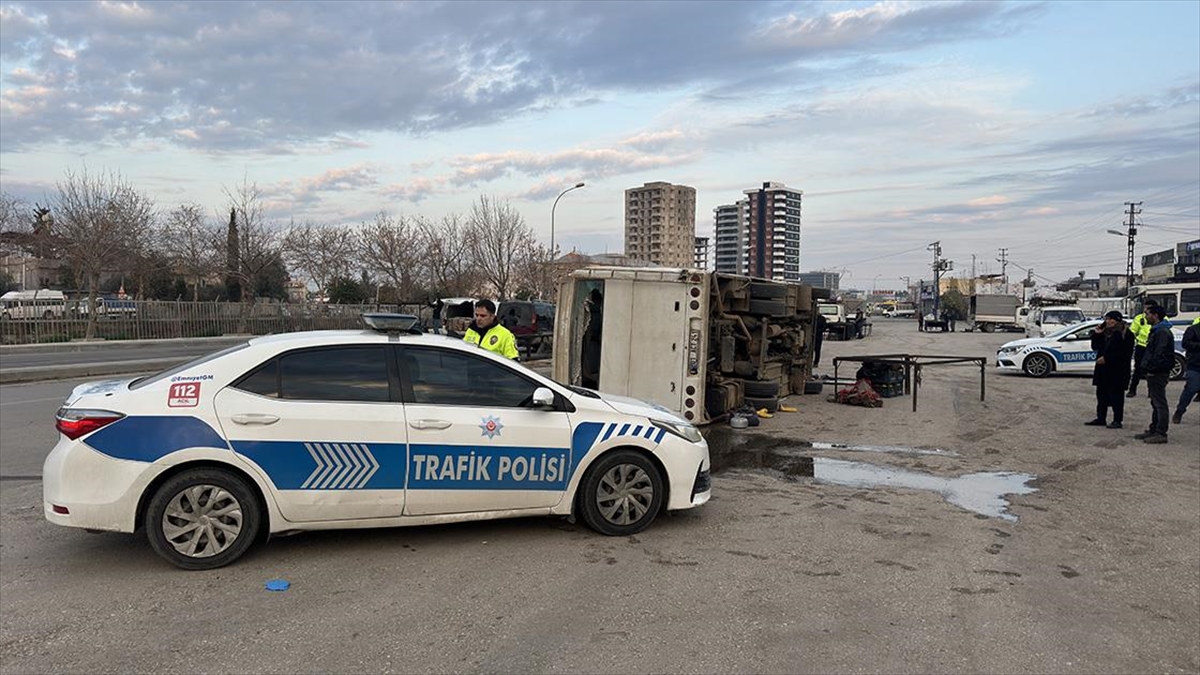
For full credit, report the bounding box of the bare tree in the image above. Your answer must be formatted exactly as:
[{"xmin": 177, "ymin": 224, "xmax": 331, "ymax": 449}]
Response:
[
  {"xmin": 221, "ymin": 176, "xmax": 280, "ymax": 305},
  {"xmin": 466, "ymin": 196, "xmax": 536, "ymax": 300},
  {"xmin": 358, "ymin": 211, "xmax": 423, "ymax": 301},
  {"xmin": 161, "ymin": 203, "xmax": 221, "ymax": 300},
  {"xmin": 0, "ymin": 192, "xmax": 27, "ymax": 232},
  {"xmin": 282, "ymin": 220, "xmax": 356, "ymax": 299},
  {"xmin": 53, "ymin": 168, "xmax": 155, "ymax": 338},
  {"xmin": 419, "ymin": 213, "xmax": 478, "ymax": 297}
]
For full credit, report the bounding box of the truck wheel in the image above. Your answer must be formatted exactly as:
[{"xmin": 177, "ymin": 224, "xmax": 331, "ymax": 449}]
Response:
[
  {"xmin": 740, "ymin": 379, "xmax": 779, "ymax": 397},
  {"xmin": 145, "ymin": 468, "xmax": 262, "ymax": 570},
  {"xmin": 745, "ymin": 395, "xmax": 779, "ymax": 413},
  {"xmin": 578, "ymin": 450, "xmax": 664, "ymax": 536},
  {"xmin": 748, "ymin": 299, "xmax": 788, "ymax": 316},
  {"xmin": 1022, "ymin": 353, "xmax": 1053, "ymax": 378},
  {"xmin": 749, "ymin": 282, "xmax": 787, "ymax": 299},
  {"xmin": 1171, "ymin": 354, "xmax": 1185, "ymax": 380},
  {"xmin": 981, "ymin": 323, "xmax": 995, "ymax": 333}
]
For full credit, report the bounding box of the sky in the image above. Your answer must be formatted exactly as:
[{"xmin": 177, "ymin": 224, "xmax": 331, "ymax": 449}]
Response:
[{"xmin": 1, "ymin": 0, "xmax": 1198, "ymax": 293}]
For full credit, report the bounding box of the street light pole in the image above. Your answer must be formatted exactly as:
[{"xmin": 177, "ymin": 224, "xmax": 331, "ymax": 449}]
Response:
[{"xmin": 550, "ymin": 182, "xmax": 585, "ymax": 261}]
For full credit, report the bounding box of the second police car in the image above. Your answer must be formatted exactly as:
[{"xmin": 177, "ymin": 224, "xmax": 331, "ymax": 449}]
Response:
[
  {"xmin": 997, "ymin": 319, "xmax": 1187, "ymax": 379},
  {"xmin": 43, "ymin": 315, "xmax": 712, "ymax": 569}
]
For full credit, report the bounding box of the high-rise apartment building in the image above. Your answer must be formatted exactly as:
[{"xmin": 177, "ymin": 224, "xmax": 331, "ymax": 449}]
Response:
[
  {"xmin": 744, "ymin": 182, "xmax": 802, "ymax": 282},
  {"xmin": 693, "ymin": 236, "xmax": 710, "ymax": 270},
  {"xmin": 713, "ymin": 182, "xmax": 802, "ymax": 281},
  {"xmin": 798, "ymin": 271, "xmax": 839, "ymax": 290},
  {"xmin": 624, "ymin": 182, "xmax": 697, "ymax": 268},
  {"xmin": 713, "ymin": 200, "xmax": 748, "ymax": 275}
]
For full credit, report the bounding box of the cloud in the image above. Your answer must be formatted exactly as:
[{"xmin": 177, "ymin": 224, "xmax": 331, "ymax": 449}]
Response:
[
  {"xmin": 966, "ymin": 195, "xmax": 1010, "ymax": 207},
  {"xmin": 263, "ymin": 163, "xmax": 383, "ymax": 206},
  {"xmin": 0, "ymin": 1, "xmax": 1047, "ymax": 152},
  {"xmin": 379, "ymin": 177, "xmax": 445, "ymax": 204},
  {"xmin": 447, "ymin": 147, "xmax": 699, "ymax": 187}
]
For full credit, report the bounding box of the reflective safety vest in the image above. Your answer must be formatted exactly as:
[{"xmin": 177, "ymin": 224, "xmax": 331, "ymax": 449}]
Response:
[
  {"xmin": 464, "ymin": 323, "xmax": 520, "ymax": 359},
  {"xmin": 1130, "ymin": 313, "xmax": 1151, "ymax": 347}
]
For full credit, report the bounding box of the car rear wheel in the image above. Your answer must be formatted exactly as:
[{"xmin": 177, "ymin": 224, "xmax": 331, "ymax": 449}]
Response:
[
  {"xmin": 145, "ymin": 468, "xmax": 261, "ymax": 570},
  {"xmin": 1022, "ymin": 353, "xmax": 1053, "ymax": 378},
  {"xmin": 578, "ymin": 450, "xmax": 664, "ymax": 536},
  {"xmin": 1171, "ymin": 354, "xmax": 1185, "ymax": 380}
]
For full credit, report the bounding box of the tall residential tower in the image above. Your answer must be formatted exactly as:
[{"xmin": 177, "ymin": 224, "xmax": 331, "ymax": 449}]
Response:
[
  {"xmin": 624, "ymin": 181, "xmax": 697, "ymax": 268},
  {"xmin": 713, "ymin": 182, "xmax": 802, "ymax": 282}
]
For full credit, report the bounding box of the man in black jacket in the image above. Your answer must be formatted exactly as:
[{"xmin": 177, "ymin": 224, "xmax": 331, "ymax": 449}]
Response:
[
  {"xmin": 1085, "ymin": 311, "xmax": 1135, "ymax": 429},
  {"xmin": 1173, "ymin": 317, "xmax": 1200, "ymax": 424},
  {"xmin": 1135, "ymin": 305, "xmax": 1175, "ymax": 443}
]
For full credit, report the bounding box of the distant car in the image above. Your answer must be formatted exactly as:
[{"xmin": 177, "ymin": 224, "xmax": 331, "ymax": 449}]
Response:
[
  {"xmin": 998, "ymin": 320, "xmax": 1186, "ymax": 379},
  {"xmin": 43, "ymin": 314, "xmax": 711, "ymax": 569},
  {"xmin": 498, "ymin": 300, "xmax": 555, "ymax": 358},
  {"xmin": 1025, "ymin": 306, "xmax": 1087, "ymax": 338}
]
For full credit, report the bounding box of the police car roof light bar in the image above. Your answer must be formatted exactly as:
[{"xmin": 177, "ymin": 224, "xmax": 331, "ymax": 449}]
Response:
[{"xmin": 361, "ymin": 313, "xmax": 421, "ymax": 334}]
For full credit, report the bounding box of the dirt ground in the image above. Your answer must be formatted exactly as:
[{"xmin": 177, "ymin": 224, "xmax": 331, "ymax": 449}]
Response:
[{"xmin": 1, "ymin": 318, "xmax": 1197, "ymax": 674}]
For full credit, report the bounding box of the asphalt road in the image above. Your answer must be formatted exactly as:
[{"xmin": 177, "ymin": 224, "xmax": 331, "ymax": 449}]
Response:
[{"xmin": 2, "ymin": 321, "xmax": 1197, "ymax": 674}]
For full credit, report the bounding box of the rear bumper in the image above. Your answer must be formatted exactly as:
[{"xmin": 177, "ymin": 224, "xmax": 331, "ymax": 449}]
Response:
[{"xmin": 43, "ymin": 436, "xmax": 149, "ymax": 532}]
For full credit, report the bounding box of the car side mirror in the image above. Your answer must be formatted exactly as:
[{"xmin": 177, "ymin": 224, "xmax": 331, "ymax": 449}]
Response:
[
  {"xmin": 531, "ymin": 387, "xmax": 555, "ymax": 409},
  {"xmin": 1062, "ymin": 334, "xmax": 1075, "ymax": 341},
  {"xmin": 1036, "ymin": 320, "xmax": 1042, "ymax": 326}
]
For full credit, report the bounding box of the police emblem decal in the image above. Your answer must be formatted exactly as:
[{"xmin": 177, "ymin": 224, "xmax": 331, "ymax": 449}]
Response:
[
  {"xmin": 489, "ymin": 335, "xmax": 498, "ymax": 345},
  {"xmin": 479, "ymin": 415, "xmax": 504, "ymax": 439}
]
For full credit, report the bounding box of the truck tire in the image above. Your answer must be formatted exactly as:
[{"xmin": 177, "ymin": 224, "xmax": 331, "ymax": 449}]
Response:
[
  {"xmin": 980, "ymin": 323, "xmax": 995, "ymax": 333},
  {"xmin": 745, "ymin": 395, "xmax": 779, "ymax": 413},
  {"xmin": 740, "ymin": 379, "xmax": 779, "ymax": 398},
  {"xmin": 748, "ymin": 299, "xmax": 788, "ymax": 316},
  {"xmin": 749, "ymin": 282, "xmax": 787, "ymax": 299}
]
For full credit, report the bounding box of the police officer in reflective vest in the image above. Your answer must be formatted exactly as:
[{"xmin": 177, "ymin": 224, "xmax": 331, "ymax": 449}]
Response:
[
  {"xmin": 464, "ymin": 299, "xmax": 519, "ymax": 359},
  {"xmin": 1127, "ymin": 298, "xmax": 1155, "ymax": 398}
]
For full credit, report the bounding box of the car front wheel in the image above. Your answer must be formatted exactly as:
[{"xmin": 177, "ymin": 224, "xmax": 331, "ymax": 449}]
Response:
[
  {"xmin": 145, "ymin": 468, "xmax": 262, "ymax": 570},
  {"xmin": 578, "ymin": 450, "xmax": 665, "ymax": 536},
  {"xmin": 1171, "ymin": 354, "xmax": 1185, "ymax": 380},
  {"xmin": 1023, "ymin": 353, "xmax": 1054, "ymax": 378}
]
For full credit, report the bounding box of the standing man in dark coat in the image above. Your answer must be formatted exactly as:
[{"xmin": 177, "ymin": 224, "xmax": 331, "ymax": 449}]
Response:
[
  {"xmin": 1085, "ymin": 311, "xmax": 1135, "ymax": 429},
  {"xmin": 1135, "ymin": 305, "xmax": 1175, "ymax": 444},
  {"xmin": 813, "ymin": 311, "xmax": 828, "ymax": 368},
  {"xmin": 1173, "ymin": 317, "xmax": 1200, "ymax": 424}
]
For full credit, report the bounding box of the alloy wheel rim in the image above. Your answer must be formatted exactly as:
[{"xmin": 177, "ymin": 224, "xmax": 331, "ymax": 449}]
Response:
[
  {"xmin": 162, "ymin": 485, "xmax": 243, "ymax": 558},
  {"xmin": 596, "ymin": 464, "xmax": 654, "ymax": 525}
]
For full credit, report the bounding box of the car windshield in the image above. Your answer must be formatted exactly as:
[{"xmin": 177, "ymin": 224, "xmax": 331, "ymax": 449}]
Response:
[
  {"xmin": 129, "ymin": 343, "xmax": 249, "ymax": 390},
  {"xmin": 1043, "ymin": 310, "xmax": 1085, "ymax": 324},
  {"xmin": 1046, "ymin": 321, "xmax": 1095, "ymax": 340}
]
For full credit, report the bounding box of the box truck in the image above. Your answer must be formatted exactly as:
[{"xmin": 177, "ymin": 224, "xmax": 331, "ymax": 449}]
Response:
[{"xmin": 553, "ymin": 267, "xmax": 819, "ymax": 424}]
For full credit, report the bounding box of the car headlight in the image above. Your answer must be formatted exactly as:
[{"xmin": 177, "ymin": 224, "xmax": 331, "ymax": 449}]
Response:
[
  {"xmin": 651, "ymin": 418, "xmax": 703, "ymax": 444},
  {"xmin": 998, "ymin": 346, "xmax": 1017, "ymax": 355}
]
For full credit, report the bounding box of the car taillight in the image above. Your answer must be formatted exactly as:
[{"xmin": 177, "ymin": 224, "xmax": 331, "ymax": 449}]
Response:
[{"xmin": 55, "ymin": 408, "xmax": 125, "ymax": 440}]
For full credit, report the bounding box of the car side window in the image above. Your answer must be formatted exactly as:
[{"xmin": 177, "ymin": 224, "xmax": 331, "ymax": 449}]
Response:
[
  {"xmin": 1181, "ymin": 288, "xmax": 1200, "ymax": 313},
  {"xmin": 403, "ymin": 347, "xmax": 537, "ymax": 408},
  {"xmin": 234, "ymin": 359, "xmax": 279, "ymax": 398},
  {"xmin": 275, "ymin": 346, "xmax": 391, "ymax": 402}
]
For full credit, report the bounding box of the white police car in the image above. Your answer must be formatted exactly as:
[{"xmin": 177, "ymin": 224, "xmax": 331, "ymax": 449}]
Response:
[
  {"xmin": 997, "ymin": 319, "xmax": 1103, "ymax": 377},
  {"xmin": 997, "ymin": 319, "xmax": 1187, "ymax": 379},
  {"xmin": 44, "ymin": 315, "xmax": 711, "ymax": 569}
]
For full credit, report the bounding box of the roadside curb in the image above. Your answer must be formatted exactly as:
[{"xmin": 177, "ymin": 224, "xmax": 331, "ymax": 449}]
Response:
[
  {"xmin": 0, "ymin": 336, "xmax": 249, "ymax": 355},
  {"xmin": 0, "ymin": 358, "xmax": 185, "ymax": 384}
]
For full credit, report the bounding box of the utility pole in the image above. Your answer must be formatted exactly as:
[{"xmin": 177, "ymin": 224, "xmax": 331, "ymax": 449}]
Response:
[
  {"xmin": 971, "ymin": 253, "xmax": 977, "ymax": 295},
  {"xmin": 997, "ymin": 247, "xmax": 1009, "ymax": 292},
  {"xmin": 1123, "ymin": 201, "xmax": 1141, "ymax": 294},
  {"xmin": 928, "ymin": 241, "xmax": 953, "ymax": 315},
  {"xmin": 1024, "ymin": 268, "xmax": 1034, "ymax": 304}
]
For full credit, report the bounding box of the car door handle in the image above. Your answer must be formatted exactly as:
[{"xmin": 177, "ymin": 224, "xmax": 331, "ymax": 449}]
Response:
[
  {"xmin": 231, "ymin": 413, "xmax": 280, "ymax": 425},
  {"xmin": 410, "ymin": 419, "xmax": 452, "ymax": 430}
]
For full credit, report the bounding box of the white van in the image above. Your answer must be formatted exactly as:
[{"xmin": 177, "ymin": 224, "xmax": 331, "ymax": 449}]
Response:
[
  {"xmin": 0, "ymin": 289, "xmax": 67, "ymax": 320},
  {"xmin": 1025, "ymin": 305, "xmax": 1087, "ymax": 338}
]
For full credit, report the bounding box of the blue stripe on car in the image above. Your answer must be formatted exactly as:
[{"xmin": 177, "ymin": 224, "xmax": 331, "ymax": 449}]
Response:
[
  {"xmin": 232, "ymin": 440, "xmax": 406, "ymax": 490},
  {"xmin": 84, "ymin": 416, "xmax": 229, "ymax": 462}
]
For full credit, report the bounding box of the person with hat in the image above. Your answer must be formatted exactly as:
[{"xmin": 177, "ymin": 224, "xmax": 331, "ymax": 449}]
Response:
[
  {"xmin": 1135, "ymin": 305, "xmax": 1175, "ymax": 443},
  {"xmin": 1086, "ymin": 310, "xmax": 1135, "ymax": 428}
]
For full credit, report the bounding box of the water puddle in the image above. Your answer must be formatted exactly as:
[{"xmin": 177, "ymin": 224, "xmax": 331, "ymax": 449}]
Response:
[
  {"xmin": 807, "ymin": 441, "xmax": 958, "ymax": 457},
  {"xmin": 705, "ymin": 430, "xmax": 1036, "ymax": 522}
]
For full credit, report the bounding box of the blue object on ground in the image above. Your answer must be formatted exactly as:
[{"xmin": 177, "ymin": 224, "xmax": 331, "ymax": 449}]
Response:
[{"xmin": 265, "ymin": 579, "xmax": 290, "ymax": 592}]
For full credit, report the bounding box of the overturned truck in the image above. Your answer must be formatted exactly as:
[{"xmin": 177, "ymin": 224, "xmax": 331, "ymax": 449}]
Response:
[{"xmin": 553, "ymin": 266, "xmax": 821, "ymax": 424}]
